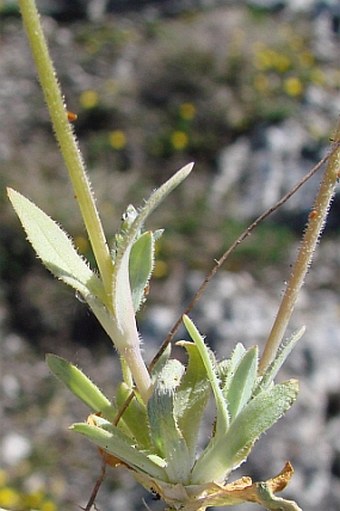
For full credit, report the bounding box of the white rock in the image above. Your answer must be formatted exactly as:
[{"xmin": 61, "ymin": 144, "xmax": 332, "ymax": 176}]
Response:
[{"xmin": 1, "ymin": 433, "xmax": 32, "ymax": 466}]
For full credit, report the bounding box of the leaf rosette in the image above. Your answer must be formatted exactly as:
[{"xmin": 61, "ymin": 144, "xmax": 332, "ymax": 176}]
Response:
[
  {"xmin": 10, "ymin": 164, "xmax": 302, "ymax": 510},
  {"xmin": 47, "ymin": 315, "xmax": 301, "ymax": 511}
]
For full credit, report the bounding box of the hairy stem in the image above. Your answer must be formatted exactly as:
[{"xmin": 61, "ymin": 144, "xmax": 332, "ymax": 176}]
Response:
[
  {"xmin": 149, "ymin": 151, "xmax": 329, "ymax": 372},
  {"xmin": 19, "ymin": 0, "xmax": 114, "ymax": 301},
  {"xmin": 259, "ymin": 126, "xmax": 340, "ymax": 373}
]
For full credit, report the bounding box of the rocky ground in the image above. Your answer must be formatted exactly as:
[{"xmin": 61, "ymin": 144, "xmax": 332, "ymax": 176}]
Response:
[
  {"xmin": 0, "ymin": 1, "xmax": 339, "ymax": 510},
  {"xmin": 1, "ymin": 247, "xmax": 340, "ymax": 511}
]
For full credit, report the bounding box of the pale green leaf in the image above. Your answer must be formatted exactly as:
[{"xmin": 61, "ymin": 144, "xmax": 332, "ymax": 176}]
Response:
[
  {"xmin": 112, "ymin": 204, "xmax": 139, "ymax": 260},
  {"xmin": 150, "ymin": 343, "xmax": 172, "ymax": 383},
  {"xmin": 8, "ymin": 188, "xmax": 104, "ymax": 301},
  {"xmin": 183, "ymin": 315, "xmax": 230, "ymax": 437},
  {"xmin": 113, "ymin": 242, "xmax": 138, "ymax": 346},
  {"xmin": 175, "ymin": 341, "xmax": 210, "ymax": 460},
  {"xmin": 256, "ymin": 481, "xmax": 303, "ymax": 510},
  {"xmin": 147, "ymin": 359, "xmax": 191, "ymax": 483},
  {"xmin": 191, "ymin": 379, "xmax": 299, "ymax": 484},
  {"xmin": 116, "ymin": 382, "xmax": 152, "ymax": 449},
  {"xmin": 47, "ymin": 354, "xmax": 116, "ymax": 422},
  {"xmin": 129, "ymin": 231, "xmax": 154, "ymax": 312},
  {"xmin": 219, "ymin": 342, "xmax": 246, "ymax": 389},
  {"xmin": 254, "ymin": 326, "xmax": 305, "ymax": 395},
  {"xmin": 226, "ymin": 346, "xmax": 258, "ymax": 420},
  {"xmin": 71, "ymin": 421, "xmax": 167, "ymax": 480},
  {"xmin": 85, "ymin": 295, "xmax": 116, "ymax": 340},
  {"xmin": 108, "ymin": 165, "xmax": 193, "ymax": 355},
  {"xmin": 106, "ymin": 164, "xmax": 193, "ymax": 359},
  {"xmin": 127, "ymin": 163, "xmax": 194, "ymax": 253}
]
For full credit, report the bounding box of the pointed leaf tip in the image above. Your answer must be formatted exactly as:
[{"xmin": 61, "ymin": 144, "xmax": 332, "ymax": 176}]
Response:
[
  {"xmin": 46, "ymin": 354, "xmax": 116, "ymax": 422},
  {"xmin": 7, "ymin": 188, "xmax": 103, "ymax": 300}
]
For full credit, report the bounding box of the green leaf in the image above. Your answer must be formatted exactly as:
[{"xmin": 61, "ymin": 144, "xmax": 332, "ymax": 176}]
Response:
[
  {"xmin": 112, "ymin": 163, "xmax": 193, "ymax": 316},
  {"xmin": 113, "ymin": 240, "xmax": 138, "ymax": 343},
  {"xmin": 106, "ymin": 164, "xmax": 193, "ymax": 376},
  {"xmin": 219, "ymin": 342, "xmax": 246, "ymax": 389},
  {"xmin": 254, "ymin": 326, "xmax": 305, "ymax": 395},
  {"xmin": 183, "ymin": 315, "xmax": 230, "ymax": 437},
  {"xmin": 71, "ymin": 421, "xmax": 167, "ymax": 480},
  {"xmin": 255, "ymin": 481, "xmax": 303, "ymax": 511},
  {"xmin": 8, "ymin": 188, "xmax": 104, "ymax": 302},
  {"xmin": 46, "ymin": 354, "xmax": 116, "ymax": 422},
  {"xmin": 116, "ymin": 382, "xmax": 152, "ymax": 449},
  {"xmin": 175, "ymin": 341, "xmax": 210, "ymax": 460},
  {"xmin": 85, "ymin": 294, "xmax": 115, "ymax": 337},
  {"xmin": 147, "ymin": 359, "xmax": 191, "ymax": 484},
  {"xmin": 129, "ymin": 231, "xmax": 154, "ymax": 312},
  {"xmin": 112, "ymin": 204, "xmax": 139, "ymax": 259},
  {"xmin": 225, "ymin": 346, "xmax": 258, "ymax": 420},
  {"xmin": 127, "ymin": 163, "xmax": 194, "ymax": 253},
  {"xmin": 191, "ymin": 379, "xmax": 299, "ymax": 484},
  {"xmin": 150, "ymin": 343, "xmax": 172, "ymax": 383}
]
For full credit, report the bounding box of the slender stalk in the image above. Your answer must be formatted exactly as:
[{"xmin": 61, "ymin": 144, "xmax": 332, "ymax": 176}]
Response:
[
  {"xmin": 19, "ymin": 0, "xmax": 114, "ymax": 301},
  {"xmin": 259, "ymin": 126, "xmax": 340, "ymax": 373},
  {"xmin": 122, "ymin": 347, "xmax": 152, "ymax": 402},
  {"xmin": 84, "ymin": 462, "xmax": 106, "ymax": 511},
  {"xmin": 149, "ymin": 150, "xmax": 329, "ymax": 372}
]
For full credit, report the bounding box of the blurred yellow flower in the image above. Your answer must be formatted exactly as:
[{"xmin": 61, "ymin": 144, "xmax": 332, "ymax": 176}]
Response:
[
  {"xmin": 283, "ymin": 76, "xmax": 304, "ymax": 97},
  {"xmin": 0, "ymin": 487, "xmax": 20, "ymax": 508},
  {"xmin": 179, "ymin": 102, "xmax": 196, "ymax": 120},
  {"xmin": 273, "ymin": 54, "xmax": 291, "ymax": 73},
  {"xmin": 23, "ymin": 490, "xmax": 44, "ymax": 508},
  {"xmin": 79, "ymin": 90, "xmax": 99, "ymax": 109},
  {"xmin": 108, "ymin": 130, "xmax": 127, "ymax": 150},
  {"xmin": 254, "ymin": 48, "xmax": 273, "ymax": 70},
  {"xmin": 171, "ymin": 130, "xmax": 189, "ymax": 150},
  {"xmin": 41, "ymin": 499, "xmax": 57, "ymax": 511},
  {"xmin": 254, "ymin": 47, "xmax": 291, "ymax": 74}
]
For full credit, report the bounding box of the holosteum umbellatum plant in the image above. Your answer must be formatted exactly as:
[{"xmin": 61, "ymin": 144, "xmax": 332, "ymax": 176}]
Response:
[{"xmin": 9, "ymin": 1, "xmax": 340, "ymax": 510}]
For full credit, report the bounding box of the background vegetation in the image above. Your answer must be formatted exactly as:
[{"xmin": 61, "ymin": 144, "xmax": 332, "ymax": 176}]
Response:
[{"xmin": 0, "ymin": 1, "xmax": 339, "ymax": 510}]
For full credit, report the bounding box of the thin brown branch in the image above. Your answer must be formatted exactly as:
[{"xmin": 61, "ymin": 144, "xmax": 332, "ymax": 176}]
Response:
[
  {"xmin": 148, "ymin": 149, "xmax": 332, "ymax": 372},
  {"xmin": 114, "ymin": 147, "xmax": 333, "ymax": 426},
  {"xmin": 259, "ymin": 135, "xmax": 340, "ymax": 372},
  {"xmin": 113, "ymin": 391, "xmax": 134, "ymax": 426},
  {"xmin": 83, "ymin": 462, "xmax": 107, "ymax": 511}
]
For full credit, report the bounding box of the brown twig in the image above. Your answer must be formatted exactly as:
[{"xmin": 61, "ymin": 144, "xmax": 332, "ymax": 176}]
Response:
[
  {"xmin": 149, "ymin": 149, "xmax": 332, "ymax": 371},
  {"xmin": 259, "ymin": 135, "xmax": 340, "ymax": 372},
  {"xmin": 83, "ymin": 462, "xmax": 107, "ymax": 511},
  {"xmin": 113, "ymin": 391, "xmax": 134, "ymax": 426},
  {"xmin": 113, "ymin": 149, "xmax": 332, "ymax": 428}
]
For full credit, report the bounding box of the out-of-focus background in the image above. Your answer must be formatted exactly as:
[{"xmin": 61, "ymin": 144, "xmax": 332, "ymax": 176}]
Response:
[{"xmin": 0, "ymin": 0, "xmax": 339, "ymax": 510}]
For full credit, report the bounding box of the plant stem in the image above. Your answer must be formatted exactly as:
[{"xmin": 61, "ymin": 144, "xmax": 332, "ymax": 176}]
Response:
[
  {"xmin": 122, "ymin": 347, "xmax": 153, "ymax": 402},
  {"xmin": 259, "ymin": 125, "xmax": 340, "ymax": 373},
  {"xmin": 19, "ymin": 0, "xmax": 114, "ymax": 301},
  {"xmin": 149, "ymin": 151, "xmax": 328, "ymax": 373}
]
